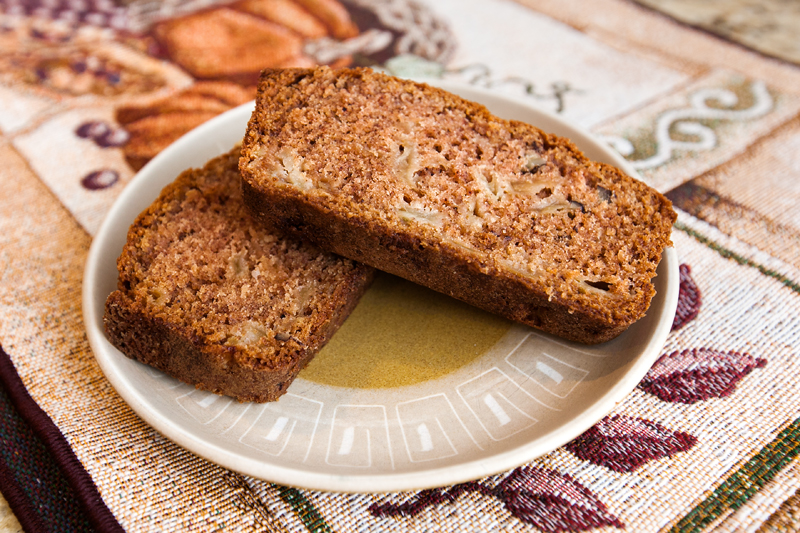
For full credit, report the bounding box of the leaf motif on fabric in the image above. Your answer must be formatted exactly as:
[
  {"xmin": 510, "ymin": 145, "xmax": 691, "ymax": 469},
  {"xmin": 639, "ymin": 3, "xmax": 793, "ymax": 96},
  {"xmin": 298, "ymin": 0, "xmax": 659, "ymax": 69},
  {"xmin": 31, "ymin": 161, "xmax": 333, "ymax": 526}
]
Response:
[
  {"xmin": 639, "ymin": 348, "xmax": 766, "ymax": 404},
  {"xmin": 369, "ymin": 467, "xmax": 624, "ymax": 532},
  {"xmin": 564, "ymin": 414, "xmax": 697, "ymax": 472},
  {"xmin": 495, "ymin": 467, "xmax": 623, "ymax": 532},
  {"xmin": 368, "ymin": 483, "xmax": 492, "ymax": 519},
  {"xmin": 672, "ymin": 263, "xmax": 701, "ymax": 331}
]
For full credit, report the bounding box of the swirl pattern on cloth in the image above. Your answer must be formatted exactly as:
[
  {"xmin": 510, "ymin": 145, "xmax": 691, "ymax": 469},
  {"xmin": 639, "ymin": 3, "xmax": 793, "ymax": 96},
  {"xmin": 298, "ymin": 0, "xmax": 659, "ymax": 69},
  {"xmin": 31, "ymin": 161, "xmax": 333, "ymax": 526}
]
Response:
[{"xmin": 602, "ymin": 80, "xmax": 773, "ymax": 170}]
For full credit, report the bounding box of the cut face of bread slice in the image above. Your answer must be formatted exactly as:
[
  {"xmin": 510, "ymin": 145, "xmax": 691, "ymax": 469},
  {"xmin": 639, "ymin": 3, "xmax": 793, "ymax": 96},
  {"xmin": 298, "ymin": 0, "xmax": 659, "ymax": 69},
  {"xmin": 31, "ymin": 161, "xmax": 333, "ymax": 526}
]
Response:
[
  {"xmin": 104, "ymin": 148, "xmax": 374, "ymax": 402},
  {"xmin": 239, "ymin": 67, "xmax": 676, "ymax": 344}
]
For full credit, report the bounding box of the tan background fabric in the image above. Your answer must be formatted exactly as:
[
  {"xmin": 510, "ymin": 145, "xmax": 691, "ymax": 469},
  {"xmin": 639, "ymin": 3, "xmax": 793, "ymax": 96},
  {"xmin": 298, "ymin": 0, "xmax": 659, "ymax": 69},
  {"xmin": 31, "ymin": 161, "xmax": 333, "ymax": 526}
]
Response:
[{"xmin": 2, "ymin": 0, "xmax": 800, "ymax": 531}]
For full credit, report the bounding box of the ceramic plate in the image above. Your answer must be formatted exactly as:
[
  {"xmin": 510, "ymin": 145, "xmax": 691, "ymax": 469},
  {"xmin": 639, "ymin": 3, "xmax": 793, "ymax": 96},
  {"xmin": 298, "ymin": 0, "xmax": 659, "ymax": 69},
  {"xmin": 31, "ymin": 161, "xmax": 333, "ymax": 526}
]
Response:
[{"xmin": 83, "ymin": 80, "xmax": 679, "ymax": 493}]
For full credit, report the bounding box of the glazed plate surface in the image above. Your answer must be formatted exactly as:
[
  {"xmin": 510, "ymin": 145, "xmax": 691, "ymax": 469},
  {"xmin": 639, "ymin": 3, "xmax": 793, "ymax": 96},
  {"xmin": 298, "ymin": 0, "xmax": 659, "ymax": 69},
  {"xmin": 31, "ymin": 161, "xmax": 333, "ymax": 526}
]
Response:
[{"xmin": 83, "ymin": 81, "xmax": 678, "ymax": 493}]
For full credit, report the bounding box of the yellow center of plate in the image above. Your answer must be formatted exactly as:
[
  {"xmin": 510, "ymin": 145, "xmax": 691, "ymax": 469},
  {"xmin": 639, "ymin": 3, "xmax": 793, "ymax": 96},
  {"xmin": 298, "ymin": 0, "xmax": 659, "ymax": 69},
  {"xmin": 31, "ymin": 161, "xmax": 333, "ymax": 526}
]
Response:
[{"xmin": 300, "ymin": 272, "xmax": 512, "ymax": 389}]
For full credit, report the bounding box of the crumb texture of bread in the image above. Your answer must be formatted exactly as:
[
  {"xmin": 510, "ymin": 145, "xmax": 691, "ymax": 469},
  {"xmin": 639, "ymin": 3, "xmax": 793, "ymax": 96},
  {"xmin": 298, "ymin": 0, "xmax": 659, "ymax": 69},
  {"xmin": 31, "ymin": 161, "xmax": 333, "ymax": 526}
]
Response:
[
  {"xmin": 104, "ymin": 148, "xmax": 374, "ymax": 402},
  {"xmin": 239, "ymin": 67, "xmax": 677, "ymax": 344}
]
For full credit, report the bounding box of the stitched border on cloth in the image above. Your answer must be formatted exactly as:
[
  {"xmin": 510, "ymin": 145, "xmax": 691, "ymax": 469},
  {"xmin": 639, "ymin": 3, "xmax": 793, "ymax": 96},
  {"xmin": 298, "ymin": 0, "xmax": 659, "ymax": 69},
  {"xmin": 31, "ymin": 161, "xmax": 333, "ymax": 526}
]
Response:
[{"xmin": 0, "ymin": 345, "xmax": 124, "ymax": 533}]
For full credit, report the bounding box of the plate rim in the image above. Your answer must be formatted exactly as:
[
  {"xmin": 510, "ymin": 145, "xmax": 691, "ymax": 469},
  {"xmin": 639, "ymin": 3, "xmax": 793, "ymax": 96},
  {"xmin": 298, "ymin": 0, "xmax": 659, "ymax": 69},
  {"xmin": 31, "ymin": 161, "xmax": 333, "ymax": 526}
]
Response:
[{"xmin": 82, "ymin": 79, "xmax": 678, "ymax": 493}]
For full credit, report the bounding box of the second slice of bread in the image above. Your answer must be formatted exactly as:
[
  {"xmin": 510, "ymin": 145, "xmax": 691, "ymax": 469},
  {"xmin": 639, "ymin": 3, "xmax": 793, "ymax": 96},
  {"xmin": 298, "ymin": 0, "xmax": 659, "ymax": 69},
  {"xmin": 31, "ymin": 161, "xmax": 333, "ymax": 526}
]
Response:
[
  {"xmin": 240, "ymin": 67, "xmax": 676, "ymax": 344},
  {"xmin": 104, "ymin": 148, "xmax": 374, "ymax": 402}
]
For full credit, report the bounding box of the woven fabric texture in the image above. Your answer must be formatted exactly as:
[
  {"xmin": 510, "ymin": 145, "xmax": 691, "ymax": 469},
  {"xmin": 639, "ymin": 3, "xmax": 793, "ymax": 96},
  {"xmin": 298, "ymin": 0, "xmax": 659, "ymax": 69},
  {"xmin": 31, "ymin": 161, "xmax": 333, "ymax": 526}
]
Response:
[{"xmin": 1, "ymin": 0, "xmax": 800, "ymax": 531}]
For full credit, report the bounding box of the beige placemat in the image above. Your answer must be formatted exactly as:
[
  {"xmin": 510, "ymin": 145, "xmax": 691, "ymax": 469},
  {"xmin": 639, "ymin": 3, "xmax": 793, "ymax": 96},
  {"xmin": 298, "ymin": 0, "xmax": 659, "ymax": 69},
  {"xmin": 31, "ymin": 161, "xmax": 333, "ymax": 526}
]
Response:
[{"xmin": 2, "ymin": 0, "xmax": 800, "ymax": 531}]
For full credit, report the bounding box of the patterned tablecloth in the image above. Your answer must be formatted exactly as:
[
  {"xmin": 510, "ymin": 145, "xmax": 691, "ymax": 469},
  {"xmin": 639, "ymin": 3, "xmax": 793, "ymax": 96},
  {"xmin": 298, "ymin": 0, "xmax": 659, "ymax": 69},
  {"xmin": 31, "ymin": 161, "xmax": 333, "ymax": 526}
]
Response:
[{"xmin": 2, "ymin": 0, "xmax": 800, "ymax": 531}]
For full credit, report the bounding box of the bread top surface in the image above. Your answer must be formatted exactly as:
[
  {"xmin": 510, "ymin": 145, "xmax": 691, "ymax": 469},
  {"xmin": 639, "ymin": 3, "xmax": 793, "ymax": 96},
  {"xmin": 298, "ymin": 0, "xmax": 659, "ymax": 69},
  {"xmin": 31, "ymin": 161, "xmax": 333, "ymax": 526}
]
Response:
[
  {"xmin": 240, "ymin": 67, "xmax": 676, "ymax": 326},
  {"xmin": 113, "ymin": 147, "xmax": 370, "ymax": 369}
]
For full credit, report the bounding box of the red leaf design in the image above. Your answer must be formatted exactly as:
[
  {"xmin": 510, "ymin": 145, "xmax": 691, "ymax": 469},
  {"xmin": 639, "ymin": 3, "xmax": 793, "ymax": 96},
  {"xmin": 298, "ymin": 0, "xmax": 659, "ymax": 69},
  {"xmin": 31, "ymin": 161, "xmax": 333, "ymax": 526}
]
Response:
[
  {"xmin": 368, "ymin": 483, "xmax": 492, "ymax": 518},
  {"xmin": 496, "ymin": 467, "xmax": 623, "ymax": 532},
  {"xmin": 369, "ymin": 469, "xmax": 622, "ymax": 531},
  {"xmin": 565, "ymin": 415, "xmax": 697, "ymax": 472},
  {"xmin": 639, "ymin": 348, "xmax": 766, "ymax": 404},
  {"xmin": 672, "ymin": 264, "xmax": 701, "ymax": 331}
]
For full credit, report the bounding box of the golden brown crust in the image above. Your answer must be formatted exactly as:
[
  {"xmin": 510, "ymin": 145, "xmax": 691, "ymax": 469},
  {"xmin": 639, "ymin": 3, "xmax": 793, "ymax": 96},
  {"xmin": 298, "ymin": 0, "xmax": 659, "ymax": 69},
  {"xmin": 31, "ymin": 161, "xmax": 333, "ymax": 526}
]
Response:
[
  {"xmin": 104, "ymin": 148, "xmax": 374, "ymax": 402},
  {"xmin": 240, "ymin": 67, "xmax": 676, "ymax": 344}
]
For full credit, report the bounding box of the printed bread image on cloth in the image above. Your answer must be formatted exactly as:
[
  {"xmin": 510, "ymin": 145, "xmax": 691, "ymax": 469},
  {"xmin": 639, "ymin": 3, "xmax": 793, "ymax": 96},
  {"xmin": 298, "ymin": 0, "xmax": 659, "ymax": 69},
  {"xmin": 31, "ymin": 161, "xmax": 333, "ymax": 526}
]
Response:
[
  {"xmin": 147, "ymin": 0, "xmax": 359, "ymax": 85},
  {"xmin": 116, "ymin": 81, "xmax": 256, "ymax": 171},
  {"xmin": 115, "ymin": 0, "xmax": 365, "ymax": 170},
  {"xmin": 104, "ymin": 148, "xmax": 375, "ymax": 402},
  {"xmin": 240, "ymin": 67, "xmax": 677, "ymax": 344}
]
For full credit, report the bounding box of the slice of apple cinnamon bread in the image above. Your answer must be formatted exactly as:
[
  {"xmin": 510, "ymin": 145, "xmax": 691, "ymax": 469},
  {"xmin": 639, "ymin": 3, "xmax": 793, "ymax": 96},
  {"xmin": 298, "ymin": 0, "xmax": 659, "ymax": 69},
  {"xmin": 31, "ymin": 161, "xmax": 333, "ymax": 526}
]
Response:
[
  {"xmin": 105, "ymin": 147, "xmax": 374, "ymax": 402},
  {"xmin": 239, "ymin": 67, "xmax": 675, "ymax": 344}
]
